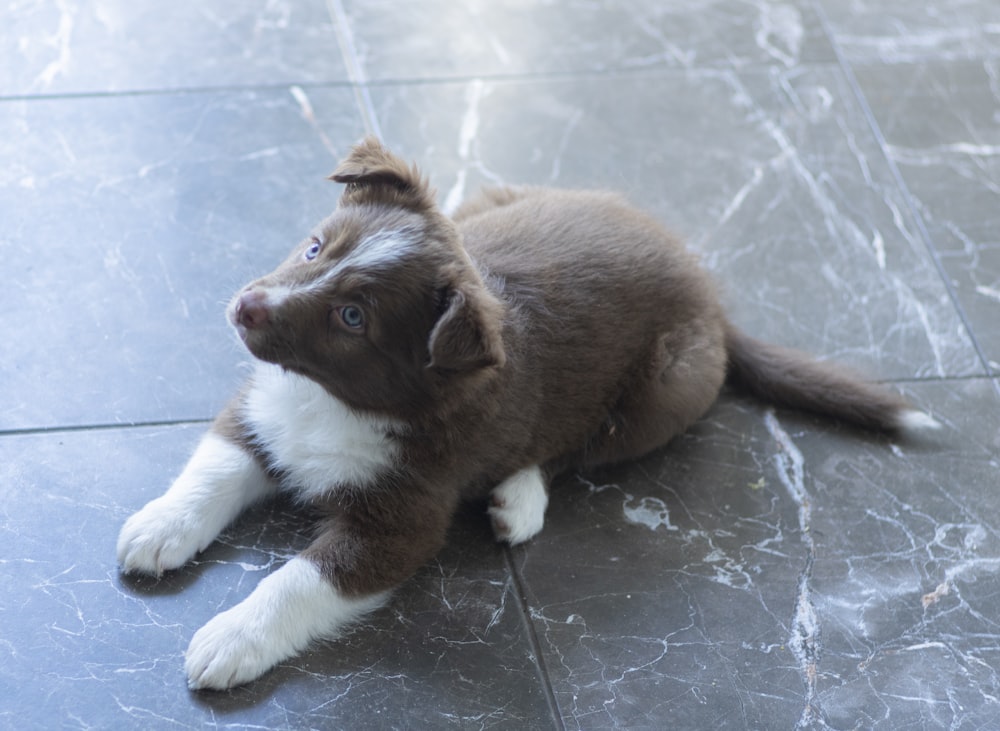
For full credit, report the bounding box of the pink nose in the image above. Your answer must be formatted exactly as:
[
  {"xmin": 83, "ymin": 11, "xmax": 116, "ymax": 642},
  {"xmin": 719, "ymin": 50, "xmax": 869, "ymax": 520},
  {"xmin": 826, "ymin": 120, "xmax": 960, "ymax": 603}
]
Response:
[{"xmin": 235, "ymin": 289, "xmax": 270, "ymax": 329}]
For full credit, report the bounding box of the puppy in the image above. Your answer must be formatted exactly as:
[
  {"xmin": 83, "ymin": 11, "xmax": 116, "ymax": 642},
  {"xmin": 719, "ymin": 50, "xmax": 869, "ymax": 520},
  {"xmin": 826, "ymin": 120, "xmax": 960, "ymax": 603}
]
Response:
[{"xmin": 117, "ymin": 137, "xmax": 936, "ymax": 690}]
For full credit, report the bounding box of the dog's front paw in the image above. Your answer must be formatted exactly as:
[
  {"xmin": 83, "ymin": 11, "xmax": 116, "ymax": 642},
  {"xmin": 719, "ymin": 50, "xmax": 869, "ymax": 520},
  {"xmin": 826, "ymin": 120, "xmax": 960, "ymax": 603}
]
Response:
[
  {"xmin": 489, "ymin": 466, "xmax": 548, "ymax": 545},
  {"xmin": 117, "ymin": 497, "xmax": 204, "ymax": 576},
  {"xmin": 185, "ymin": 606, "xmax": 280, "ymax": 690}
]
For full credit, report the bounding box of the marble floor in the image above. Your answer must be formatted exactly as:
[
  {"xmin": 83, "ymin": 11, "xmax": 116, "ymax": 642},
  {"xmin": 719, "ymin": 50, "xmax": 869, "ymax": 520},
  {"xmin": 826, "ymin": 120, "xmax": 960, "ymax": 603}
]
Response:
[{"xmin": 2, "ymin": 1, "xmax": 999, "ymax": 729}]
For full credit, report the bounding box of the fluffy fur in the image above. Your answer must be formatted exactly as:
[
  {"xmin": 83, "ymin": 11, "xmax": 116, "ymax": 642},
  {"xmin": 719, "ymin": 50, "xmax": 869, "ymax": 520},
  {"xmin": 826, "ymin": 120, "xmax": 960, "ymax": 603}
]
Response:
[
  {"xmin": 241, "ymin": 363, "xmax": 401, "ymax": 502},
  {"xmin": 118, "ymin": 138, "xmax": 936, "ymax": 689}
]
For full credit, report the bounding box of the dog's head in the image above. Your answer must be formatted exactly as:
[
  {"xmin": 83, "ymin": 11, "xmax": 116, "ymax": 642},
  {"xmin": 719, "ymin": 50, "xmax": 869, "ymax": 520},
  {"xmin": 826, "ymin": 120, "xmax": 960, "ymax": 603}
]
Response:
[{"xmin": 228, "ymin": 137, "xmax": 506, "ymax": 418}]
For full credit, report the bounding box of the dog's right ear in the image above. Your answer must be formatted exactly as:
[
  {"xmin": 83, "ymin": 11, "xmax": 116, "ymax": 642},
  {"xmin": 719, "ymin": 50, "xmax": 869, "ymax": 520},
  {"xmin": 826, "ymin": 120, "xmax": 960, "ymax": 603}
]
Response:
[{"xmin": 329, "ymin": 137, "xmax": 435, "ymax": 212}]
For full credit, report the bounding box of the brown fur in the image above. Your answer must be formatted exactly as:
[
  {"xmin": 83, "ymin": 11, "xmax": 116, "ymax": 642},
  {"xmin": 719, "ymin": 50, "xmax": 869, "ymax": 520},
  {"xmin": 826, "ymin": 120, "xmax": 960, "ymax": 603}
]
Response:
[{"xmin": 221, "ymin": 137, "xmax": 920, "ymax": 599}]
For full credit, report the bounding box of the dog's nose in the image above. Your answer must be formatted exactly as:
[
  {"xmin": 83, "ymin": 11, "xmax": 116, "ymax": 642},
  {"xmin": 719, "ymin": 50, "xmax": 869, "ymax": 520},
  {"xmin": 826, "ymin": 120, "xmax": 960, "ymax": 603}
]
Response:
[{"xmin": 235, "ymin": 289, "xmax": 270, "ymax": 329}]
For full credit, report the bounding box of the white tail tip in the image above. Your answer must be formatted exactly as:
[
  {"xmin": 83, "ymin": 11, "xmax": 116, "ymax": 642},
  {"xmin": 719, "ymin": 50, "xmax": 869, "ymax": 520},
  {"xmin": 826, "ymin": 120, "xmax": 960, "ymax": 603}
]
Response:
[{"xmin": 896, "ymin": 409, "xmax": 942, "ymax": 433}]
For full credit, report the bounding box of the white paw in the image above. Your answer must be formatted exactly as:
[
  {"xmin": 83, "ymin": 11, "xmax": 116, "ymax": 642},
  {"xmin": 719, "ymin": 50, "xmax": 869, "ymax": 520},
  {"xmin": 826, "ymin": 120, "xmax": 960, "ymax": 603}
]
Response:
[
  {"xmin": 117, "ymin": 496, "xmax": 205, "ymax": 576},
  {"xmin": 117, "ymin": 432, "xmax": 274, "ymax": 577},
  {"xmin": 185, "ymin": 604, "xmax": 279, "ymax": 690},
  {"xmin": 185, "ymin": 557, "xmax": 389, "ymax": 690},
  {"xmin": 488, "ymin": 466, "xmax": 548, "ymax": 545}
]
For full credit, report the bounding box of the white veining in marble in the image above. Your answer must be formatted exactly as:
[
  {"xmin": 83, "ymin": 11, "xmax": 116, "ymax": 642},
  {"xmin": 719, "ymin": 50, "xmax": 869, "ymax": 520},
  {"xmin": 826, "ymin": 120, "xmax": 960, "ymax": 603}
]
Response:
[
  {"xmin": 5, "ymin": 0, "xmax": 1000, "ymax": 728},
  {"xmin": 443, "ymin": 78, "xmax": 486, "ymax": 215},
  {"xmin": 764, "ymin": 411, "xmax": 820, "ymax": 729}
]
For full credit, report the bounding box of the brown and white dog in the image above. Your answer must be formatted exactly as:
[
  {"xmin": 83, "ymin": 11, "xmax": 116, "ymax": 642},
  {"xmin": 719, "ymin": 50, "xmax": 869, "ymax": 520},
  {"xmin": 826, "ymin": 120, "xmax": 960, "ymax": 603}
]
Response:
[{"xmin": 117, "ymin": 138, "xmax": 937, "ymax": 690}]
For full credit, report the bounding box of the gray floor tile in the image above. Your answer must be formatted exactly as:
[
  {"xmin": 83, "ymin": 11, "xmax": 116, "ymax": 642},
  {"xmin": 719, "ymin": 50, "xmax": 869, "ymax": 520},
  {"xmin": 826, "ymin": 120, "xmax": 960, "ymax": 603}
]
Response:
[
  {"xmin": 372, "ymin": 70, "xmax": 981, "ymax": 380},
  {"xmin": 819, "ymin": 0, "xmax": 1000, "ymax": 63},
  {"xmin": 855, "ymin": 58, "xmax": 1000, "ymax": 372},
  {"xmin": 516, "ymin": 378, "xmax": 1000, "ymax": 730},
  {"xmin": 341, "ymin": 0, "xmax": 835, "ymax": 81},
  {"xmin": 1, "ymin": 425, "xmax": 553, "ymax": 730},
  {"xmin": 3, "ymin": 0, "xmax": 999, "ymax": 728},
  {"xmin": 1, "ymin": 88, "xmax": 365, "ymax": 430},
  {"xmin": 3, "ymin": 0, "xmax": 348, "ymax": 96}
]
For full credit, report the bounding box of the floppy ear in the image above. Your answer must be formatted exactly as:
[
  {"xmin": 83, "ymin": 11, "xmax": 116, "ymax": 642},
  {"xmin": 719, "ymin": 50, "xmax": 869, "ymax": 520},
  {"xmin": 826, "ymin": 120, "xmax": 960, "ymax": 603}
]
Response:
[
  {"xmin": 329, "ymin": 136, "xmax": 435, "ymax": 211},
  {"xmin": 427, "ymin": 285, "xmax": 506, "ymax": 372}
]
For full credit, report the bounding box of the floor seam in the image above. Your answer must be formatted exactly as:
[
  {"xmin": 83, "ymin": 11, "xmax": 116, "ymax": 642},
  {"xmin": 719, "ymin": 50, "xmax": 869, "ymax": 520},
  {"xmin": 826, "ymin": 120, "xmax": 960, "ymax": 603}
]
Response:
[
  {"xmin": 502, "ymin": 547, "xmax": 566, "ymax": 731},
  {"xmin": 0, "ymin": 418, "xmax": 213, "ymax": 438}
]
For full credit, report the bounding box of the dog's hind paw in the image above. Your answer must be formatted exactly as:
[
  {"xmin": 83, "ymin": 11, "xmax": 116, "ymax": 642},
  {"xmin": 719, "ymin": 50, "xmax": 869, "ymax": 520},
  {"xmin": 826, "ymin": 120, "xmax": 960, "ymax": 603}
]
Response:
[{"xmin": 488, "ymin": 466, "xmax": 548, "ymax": 545}]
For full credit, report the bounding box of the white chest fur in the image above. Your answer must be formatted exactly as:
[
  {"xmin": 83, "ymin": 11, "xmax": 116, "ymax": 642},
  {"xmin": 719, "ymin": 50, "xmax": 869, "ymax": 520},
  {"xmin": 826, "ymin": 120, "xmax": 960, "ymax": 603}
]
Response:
[{"xmin": 241, "ymin": 363, "xmax": 401, "ymax": 501}]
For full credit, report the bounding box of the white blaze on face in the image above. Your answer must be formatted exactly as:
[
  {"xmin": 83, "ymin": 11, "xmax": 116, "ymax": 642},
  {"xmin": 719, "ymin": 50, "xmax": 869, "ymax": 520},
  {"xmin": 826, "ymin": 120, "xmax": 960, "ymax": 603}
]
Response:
[
  {"xmin": 295, "ymin": 229, "xmax": 420, "ymax": 301},
  {"xmin": 232, "ymin": 229, "xmax": 420, "ymax": 316},
  {"xmin": 338, "ymin": 229, "xmax": 420, "ymax": 274}
]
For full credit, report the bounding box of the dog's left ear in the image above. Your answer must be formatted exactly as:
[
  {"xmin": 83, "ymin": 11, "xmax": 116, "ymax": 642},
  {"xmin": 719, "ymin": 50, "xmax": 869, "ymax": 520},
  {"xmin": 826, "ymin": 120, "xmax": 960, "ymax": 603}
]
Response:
[
  {"xmin": 427, "ymin": 284, "xmax": 506, "ymax": 373},
  {"xmin": 329, "ymin": 136, "xmax": 435, "ymax": 211}
]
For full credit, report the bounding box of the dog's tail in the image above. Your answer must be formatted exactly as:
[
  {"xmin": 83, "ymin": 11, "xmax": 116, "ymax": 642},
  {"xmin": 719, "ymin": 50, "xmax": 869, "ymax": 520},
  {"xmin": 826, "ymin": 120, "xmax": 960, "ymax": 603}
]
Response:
[{"xmin": 724, "ymin": 323, "xmax": 939, "ymax": 433}]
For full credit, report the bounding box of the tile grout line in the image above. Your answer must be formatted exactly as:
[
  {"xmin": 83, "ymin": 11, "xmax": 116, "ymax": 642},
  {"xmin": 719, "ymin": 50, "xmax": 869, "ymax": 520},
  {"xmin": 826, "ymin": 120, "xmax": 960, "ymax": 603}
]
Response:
[
  {"xmin": 326, "ymin": 0, "xmax": 383, "ymax": 140},
  {"xmin": 0, "ymin": 80, "xmax": 355, "ymax": 104},
  {"xmin": 0, "ymin": 418, "xmax": 213, "ymax": 438},
  {"xmin": 810, "ymin": 0, "xmax": 998, "ymax": 391},
  {"xmin": 5, "ymin": 57, "xmax": 969, "ymax": 106},
  {"xmin": 502, "ymin": 547, "xmax": 567, "ymax": 731}
]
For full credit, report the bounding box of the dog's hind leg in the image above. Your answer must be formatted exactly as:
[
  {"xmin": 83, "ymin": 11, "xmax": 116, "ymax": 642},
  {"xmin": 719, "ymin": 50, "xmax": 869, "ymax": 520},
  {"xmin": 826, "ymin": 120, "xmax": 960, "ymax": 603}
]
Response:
[
  {"xmin": 488, "ymin": 465, "xmax": 549, "ymax": 545},
  {"xmin": 582, "ymin": 326, "xmax": 727, "ymax": 468}
]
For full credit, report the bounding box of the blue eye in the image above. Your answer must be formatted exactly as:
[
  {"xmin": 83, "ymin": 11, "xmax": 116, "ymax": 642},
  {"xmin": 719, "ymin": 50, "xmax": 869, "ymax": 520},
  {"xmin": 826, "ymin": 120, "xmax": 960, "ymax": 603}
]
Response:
[
  {"xmin": 339, "ymin": 306, "xmax": 364, "ymax": 330},
  {"xmin": 305, "ymin": 237, "xmax": 322, "ymax": 260}
]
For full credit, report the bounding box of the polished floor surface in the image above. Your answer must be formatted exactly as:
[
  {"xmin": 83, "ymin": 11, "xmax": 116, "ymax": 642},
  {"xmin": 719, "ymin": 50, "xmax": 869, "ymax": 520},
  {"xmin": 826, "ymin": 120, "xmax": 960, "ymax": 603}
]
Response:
[{"xmin": 2, "ymin": 1, "xmax": 999, "ymax": 729}]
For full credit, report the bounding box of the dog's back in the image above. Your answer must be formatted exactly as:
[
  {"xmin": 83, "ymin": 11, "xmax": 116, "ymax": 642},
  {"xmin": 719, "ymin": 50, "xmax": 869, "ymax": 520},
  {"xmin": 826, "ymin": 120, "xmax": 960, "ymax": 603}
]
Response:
[
  {"xmin": 453, "ymin": 184, "xmax": 935, "ymax": 480},
  {"xmin": 452, "ymin": 186, "xmax": 728, "ymax": 475}
]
